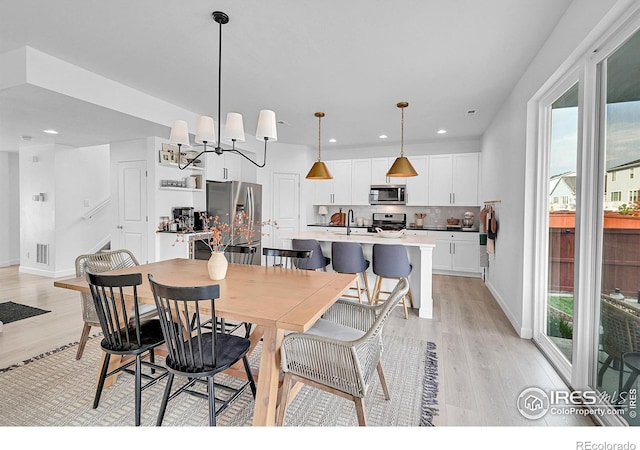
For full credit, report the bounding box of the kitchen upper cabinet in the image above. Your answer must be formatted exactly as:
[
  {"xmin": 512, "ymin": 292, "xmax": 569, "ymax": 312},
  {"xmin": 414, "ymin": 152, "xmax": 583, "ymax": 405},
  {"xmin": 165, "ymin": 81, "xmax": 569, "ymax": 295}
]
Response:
[
  {"xmin": 351, "ymin": 159, "xmax": 371, "ymax": 205},
  {"xmin": 313, "ymin": 160, "xmax": 352, "ymax": 205},
  {"xmin": 405, "ymin": 156, "xmax": 428, "ymax": 206},
  {"xmin": 205, "ymin": 152, "xmax": 240, "ymax": 182},
  {"xmin": 370, "ymin": 157, "xmax": 406, "ymax": 185},
  {"xmin": 240, "ymin": 151, "xmax": 258, "ymax": 183},
  {"xmin": 428, "ymin": 153, "xmax": 479, "ymax": 206}
]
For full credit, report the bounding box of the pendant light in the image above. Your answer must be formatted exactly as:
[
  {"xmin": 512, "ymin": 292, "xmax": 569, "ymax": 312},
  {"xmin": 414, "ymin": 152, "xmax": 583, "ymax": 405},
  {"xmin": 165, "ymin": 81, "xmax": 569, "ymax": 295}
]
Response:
[
  {"xmin": 305, "ymin": 112, "xmax": 333, "ymax": 180},
  {"xmin": 387, "ymin": 102, "xmax": 418, "ymax": 177}
]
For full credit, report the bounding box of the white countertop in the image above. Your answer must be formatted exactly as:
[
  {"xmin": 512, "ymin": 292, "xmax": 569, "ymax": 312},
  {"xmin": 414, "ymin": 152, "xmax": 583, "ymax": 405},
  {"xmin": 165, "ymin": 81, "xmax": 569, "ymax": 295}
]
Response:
[{"xmin": 283, "ymin": 230, "xmax": 436, "ymax": 247}]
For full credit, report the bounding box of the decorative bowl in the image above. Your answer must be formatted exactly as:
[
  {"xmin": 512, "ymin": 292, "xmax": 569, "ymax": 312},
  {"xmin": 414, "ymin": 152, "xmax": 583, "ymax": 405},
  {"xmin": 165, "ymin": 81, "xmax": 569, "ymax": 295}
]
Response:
[{"xmin": 374, "ymin": 228, "xmax": 405, "ymax": 238}]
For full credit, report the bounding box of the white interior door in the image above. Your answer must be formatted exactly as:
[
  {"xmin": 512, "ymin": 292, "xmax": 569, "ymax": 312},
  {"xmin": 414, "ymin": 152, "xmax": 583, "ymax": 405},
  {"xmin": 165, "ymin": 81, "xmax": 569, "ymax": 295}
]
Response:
[
  {"xmin": 116, "ymin": 160, "xmax": 147, "ymax": 262},
  {"xmin": 271, "ymin": 172, "xmax": 299, "ymax": 248}
]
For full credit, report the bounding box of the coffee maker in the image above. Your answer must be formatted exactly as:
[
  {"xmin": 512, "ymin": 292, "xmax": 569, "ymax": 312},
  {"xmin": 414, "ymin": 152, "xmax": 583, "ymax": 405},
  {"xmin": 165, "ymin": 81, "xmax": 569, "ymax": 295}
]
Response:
[{"xmin": 172, "ymin": 207, "xmax": 194, "ymax": 232}]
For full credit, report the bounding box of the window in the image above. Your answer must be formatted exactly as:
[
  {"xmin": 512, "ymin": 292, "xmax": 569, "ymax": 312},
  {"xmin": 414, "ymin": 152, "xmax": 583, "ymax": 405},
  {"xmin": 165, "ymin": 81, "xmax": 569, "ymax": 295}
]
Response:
[
  {"xmin": 611, "ymin": 191, "xmax": 622, "ymax": 201},
  {"xmin": 630, "ymin": 190, "xmax": 639, "ymax": 202},
  {"xmin": 612, "ymin": 172, "xmax": 617, "ymax": 181}
]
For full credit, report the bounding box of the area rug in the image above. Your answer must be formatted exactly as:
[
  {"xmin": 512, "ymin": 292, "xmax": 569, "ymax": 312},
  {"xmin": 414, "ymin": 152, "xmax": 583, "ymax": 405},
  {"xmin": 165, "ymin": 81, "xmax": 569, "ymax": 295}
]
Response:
[
  {"xmin": 0, "ymin": 301, "xmax": 50, "ymax": 324},
  {"xmin": 0, "ymin": 333, "xmax": 438, "ymax": 427}
]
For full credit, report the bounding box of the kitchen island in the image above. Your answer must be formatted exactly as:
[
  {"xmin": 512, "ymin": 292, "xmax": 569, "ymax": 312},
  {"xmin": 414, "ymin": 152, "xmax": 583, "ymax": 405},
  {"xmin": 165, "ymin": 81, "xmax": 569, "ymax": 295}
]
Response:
[{"xmin": 282, "ymin": 230, "xmax": 436, "ymax": 319}]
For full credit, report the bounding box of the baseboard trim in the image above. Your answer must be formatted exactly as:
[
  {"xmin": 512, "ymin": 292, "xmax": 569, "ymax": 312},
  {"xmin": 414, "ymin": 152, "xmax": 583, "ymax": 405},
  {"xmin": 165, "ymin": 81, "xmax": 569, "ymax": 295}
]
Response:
[{"xmin": 485, "ymin": 278, "xmax": 532, "ymax": 338}]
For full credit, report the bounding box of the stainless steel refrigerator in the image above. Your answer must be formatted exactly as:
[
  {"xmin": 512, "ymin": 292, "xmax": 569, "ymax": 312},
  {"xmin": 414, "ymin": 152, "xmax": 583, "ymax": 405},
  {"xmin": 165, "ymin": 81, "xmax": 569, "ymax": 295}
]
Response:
[{"xmin": 204, "ymin": 180, "xmax": 262, "ymax": 265}]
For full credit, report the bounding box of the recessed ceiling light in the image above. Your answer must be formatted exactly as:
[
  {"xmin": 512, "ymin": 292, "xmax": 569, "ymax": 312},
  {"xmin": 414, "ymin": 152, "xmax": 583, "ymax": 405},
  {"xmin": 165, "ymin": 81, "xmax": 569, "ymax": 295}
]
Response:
[
  {"xmin": 379, "ymin": 134, "xmax": 388, "ymax": 139},
  {"xmin": 43, "ymin": 129, "xmax": 59, "ymax": 134},
  {"xmin": 329, "ymin": 138, "xmax": 336, "ymax": 143},
  {"xmin": 437, "ymin": 129, "xmax": 447, "ymax": 134}
]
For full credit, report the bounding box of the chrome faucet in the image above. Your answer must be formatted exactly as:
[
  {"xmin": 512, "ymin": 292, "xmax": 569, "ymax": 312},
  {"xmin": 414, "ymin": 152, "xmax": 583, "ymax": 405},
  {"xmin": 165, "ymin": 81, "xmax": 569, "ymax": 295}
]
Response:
[{"xmin": 347, "ymin": 209, "xmax": 354, "ymax": 236}]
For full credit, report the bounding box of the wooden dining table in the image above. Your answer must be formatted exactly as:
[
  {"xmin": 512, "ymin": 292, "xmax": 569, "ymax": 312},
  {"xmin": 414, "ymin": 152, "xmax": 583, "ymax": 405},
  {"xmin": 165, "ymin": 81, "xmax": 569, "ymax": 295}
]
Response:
[{"xmin": 54, "ymin": 257, "xmax": 356, "ymax": 426}]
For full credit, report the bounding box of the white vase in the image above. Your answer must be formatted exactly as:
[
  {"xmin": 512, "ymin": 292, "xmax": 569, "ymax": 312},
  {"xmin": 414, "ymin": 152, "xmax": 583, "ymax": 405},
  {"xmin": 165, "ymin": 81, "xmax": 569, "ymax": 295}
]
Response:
[{"xmin": 207, "ymin": 251, "xmax": 228, "ymax": 280}]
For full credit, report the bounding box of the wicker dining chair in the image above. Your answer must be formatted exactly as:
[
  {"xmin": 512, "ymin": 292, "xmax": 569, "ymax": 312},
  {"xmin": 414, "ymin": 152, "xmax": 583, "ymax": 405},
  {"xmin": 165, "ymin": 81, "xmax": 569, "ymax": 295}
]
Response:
[
  {"xmin": 74, "ymin": 249, "xmax": 156, "ymax": 360},
  {"xmin": 598, "ymin": 296, "xmax": 640, "ymax": 394},
  {"xmin": 277, "ymin": 277, "xmax": 410, "ymax": 426}
]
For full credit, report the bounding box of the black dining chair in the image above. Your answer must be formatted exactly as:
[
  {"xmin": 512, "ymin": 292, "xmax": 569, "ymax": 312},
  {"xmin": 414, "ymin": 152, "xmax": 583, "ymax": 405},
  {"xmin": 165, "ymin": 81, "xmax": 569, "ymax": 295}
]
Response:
[
  {"xmin": 218, "ymin": 245, "xmax": 258, "ymax": 336},
  {"xmin": 292, "ymin": 239, "xmax": 330, "ymax": 271},
  {"xmin": 262, "ymin": 247, "xmax": 313, "ymax": 269},
  {"xmin": 224, "ymin": 244, "xmax": 257, "ymax": 265},
  {"xmin": 86, "ymin": 270, "xmax": 168, "ymax": 426},
  {"xmin": 148, "ymin": 274, "xmax": 256, "ymax": 426}
]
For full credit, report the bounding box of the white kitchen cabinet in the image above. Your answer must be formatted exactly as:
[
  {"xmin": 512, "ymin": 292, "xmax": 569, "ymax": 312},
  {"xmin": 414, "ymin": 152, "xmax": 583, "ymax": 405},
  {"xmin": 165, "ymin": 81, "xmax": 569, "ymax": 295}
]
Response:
[
  {"xmin": 405, "ymin": 155, "xmax": 428, "ymax": 206},
  {"xmin": 351, "ymin": 159, "xmax": 372, "ymax": 205},
  {"xmin": 240, "ymin": 150, "xmax": 258, "ymax": 183},
  {"xmin": 371, "ymin": 157, "xmax": 406, "ymax": 185},
  {"xmin": 428, "ymin": 153, "xmax": 479, "ymax": 206},
  {"xmin": 313, "ymin": 160, "xmax": 352, "ymax": 205},
  {"xmin": 430, "ymin": 231, "xmax": 481, "ymax": 275},
  {"xmin": 205, "ymin": 152, "xmax": 241, "ymax": 181}
]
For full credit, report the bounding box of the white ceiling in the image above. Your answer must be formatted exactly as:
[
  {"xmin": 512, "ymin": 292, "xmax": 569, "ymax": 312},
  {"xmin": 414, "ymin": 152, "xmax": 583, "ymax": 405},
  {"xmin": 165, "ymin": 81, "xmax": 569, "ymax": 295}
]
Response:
[{"xmin": 0, "ymin": 0, "xmax": 574, "ymax": 153}]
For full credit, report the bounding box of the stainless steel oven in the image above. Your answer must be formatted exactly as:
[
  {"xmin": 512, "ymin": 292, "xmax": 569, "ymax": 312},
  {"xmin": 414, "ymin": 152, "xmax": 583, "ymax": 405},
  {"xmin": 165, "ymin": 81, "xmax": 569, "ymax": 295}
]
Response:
[{"xmin": 369, "ymin": 185, "xmax": 406, "ymax": 205}]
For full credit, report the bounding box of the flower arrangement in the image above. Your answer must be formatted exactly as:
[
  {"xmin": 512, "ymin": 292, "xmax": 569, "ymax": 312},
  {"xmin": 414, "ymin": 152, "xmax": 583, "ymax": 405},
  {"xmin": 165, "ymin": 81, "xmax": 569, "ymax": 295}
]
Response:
[{"xmin": 174, "ymin": 211, "xmax": 276, "ymax": 253}]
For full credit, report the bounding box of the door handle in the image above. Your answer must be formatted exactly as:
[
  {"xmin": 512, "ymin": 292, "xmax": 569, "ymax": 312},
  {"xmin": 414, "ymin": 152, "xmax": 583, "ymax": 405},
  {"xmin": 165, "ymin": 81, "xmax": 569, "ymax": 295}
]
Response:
[{"xmin": 117, "ymin": 225, "xmax": 123, "ymax": 229}]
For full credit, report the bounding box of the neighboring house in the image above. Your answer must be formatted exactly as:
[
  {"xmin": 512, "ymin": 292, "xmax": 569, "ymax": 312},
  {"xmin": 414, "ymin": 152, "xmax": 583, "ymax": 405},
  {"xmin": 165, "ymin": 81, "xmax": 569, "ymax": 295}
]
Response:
[
  {"xmin": 549, "ymin": 171, "xmax": 577, "ymax": 211},
  {"xmin": 604, "ymin": 159, "xmax": 640, "ymax": 211}
]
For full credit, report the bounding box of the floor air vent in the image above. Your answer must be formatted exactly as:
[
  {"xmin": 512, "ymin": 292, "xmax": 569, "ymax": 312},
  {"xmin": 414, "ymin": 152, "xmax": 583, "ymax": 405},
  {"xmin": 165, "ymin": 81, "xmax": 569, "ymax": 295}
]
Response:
[{"xmin": 36, "ymin": 243, "xmax": 49, "ymax": 265}]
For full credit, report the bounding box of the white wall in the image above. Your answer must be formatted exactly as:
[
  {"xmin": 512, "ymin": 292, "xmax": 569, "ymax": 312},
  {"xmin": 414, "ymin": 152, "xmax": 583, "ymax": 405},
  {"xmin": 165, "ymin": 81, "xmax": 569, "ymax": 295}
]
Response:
[
  {"xmin": 19, "ymin": 144, "xmax": 56, "ymax": 276},
  {"xmin": 54, "ymin": 144, "xmax": 110, "ymax": 273},
  {"xmin": 0, "ymin": 152, "xmax": 20, "ymax": 266},
  {"xmin": 480, "ymin": 0, "xmax": 622, "ymax": 337},
  {"xmin": 18, "ymin": 144, "xmax": 110, "ymax": 277}
]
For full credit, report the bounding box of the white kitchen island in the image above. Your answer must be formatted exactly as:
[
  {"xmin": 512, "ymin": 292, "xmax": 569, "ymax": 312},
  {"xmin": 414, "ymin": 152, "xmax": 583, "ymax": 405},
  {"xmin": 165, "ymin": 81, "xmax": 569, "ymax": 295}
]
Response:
[{"xmin": 281, "ymin": 230, "xmax": 436, "ymax": 319}]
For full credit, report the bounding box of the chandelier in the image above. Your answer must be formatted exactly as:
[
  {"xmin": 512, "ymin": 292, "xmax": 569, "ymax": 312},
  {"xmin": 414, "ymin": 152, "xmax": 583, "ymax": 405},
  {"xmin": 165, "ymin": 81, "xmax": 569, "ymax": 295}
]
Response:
[{"xmin": 169, "ymin": 11, "xmax": 277, "ymax": 170}]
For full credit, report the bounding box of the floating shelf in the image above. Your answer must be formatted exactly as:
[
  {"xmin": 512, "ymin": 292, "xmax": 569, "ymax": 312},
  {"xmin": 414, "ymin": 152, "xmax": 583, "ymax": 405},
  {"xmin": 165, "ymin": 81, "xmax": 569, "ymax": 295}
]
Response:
[{"xmin": 158, "ymin": 163, "xmax": 204, "ymax": 171}]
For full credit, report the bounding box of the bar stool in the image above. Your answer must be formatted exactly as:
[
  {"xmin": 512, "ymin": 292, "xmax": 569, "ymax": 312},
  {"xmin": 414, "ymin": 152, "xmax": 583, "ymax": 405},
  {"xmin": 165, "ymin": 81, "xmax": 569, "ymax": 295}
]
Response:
[
  {"xmin": 292, "ymin": 239, "xmax": 330, "ymax": 271},
  {"xmin": 371, "ymin": 243, "xmax": 414, "ymax": 319},
  {"xmin": 331, "ymin": 241, "xmax": 371, "ymax": 303}
]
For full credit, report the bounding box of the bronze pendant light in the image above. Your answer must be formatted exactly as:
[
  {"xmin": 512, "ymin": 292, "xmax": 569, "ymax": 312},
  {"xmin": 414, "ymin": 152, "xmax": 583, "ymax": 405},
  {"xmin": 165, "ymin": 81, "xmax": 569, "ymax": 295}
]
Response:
[
  {"xmin": 305, "ymin": 112, "xmax": 333, "ymax": 180},
  {"xmin": 387, "ymin": 102, "xmax": 418, "ymax": 177}
]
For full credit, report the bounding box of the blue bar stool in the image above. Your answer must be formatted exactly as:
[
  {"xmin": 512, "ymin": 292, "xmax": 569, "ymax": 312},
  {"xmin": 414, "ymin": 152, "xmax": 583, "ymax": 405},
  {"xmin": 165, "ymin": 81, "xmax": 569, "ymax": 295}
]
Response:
[
  {"xmin": 371, "ymin": 243, "xmax": 414, "ymax": 319},
  {"xmin": 331, "ymin": 241, "xmax": 371, "ymax": 303},
  {"xmin": 292, "ymin": 239, "xmax": 330, "ymax": 271}
]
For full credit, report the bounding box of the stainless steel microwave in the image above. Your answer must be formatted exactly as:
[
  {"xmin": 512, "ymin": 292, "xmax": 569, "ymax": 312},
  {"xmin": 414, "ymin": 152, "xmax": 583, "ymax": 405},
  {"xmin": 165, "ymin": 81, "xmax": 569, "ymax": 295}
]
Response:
[{"xmin": 369, "ymin": 185, "xmax": 406, "ymax": 205}]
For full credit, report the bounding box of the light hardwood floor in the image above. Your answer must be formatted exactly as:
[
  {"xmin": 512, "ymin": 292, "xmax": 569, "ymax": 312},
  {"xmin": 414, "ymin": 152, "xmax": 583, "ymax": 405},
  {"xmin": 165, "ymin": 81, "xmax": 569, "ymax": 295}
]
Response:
[{"xmin": 0, "ymin": 265, "xmax": 593, "ymax": 426}]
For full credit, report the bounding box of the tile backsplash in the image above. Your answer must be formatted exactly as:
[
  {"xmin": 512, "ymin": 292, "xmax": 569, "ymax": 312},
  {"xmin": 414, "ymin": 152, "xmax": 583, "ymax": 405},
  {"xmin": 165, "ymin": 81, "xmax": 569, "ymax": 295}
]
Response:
[{"xmin": 314, "ymin": 205, "xmax": 481, "ymax": 229}]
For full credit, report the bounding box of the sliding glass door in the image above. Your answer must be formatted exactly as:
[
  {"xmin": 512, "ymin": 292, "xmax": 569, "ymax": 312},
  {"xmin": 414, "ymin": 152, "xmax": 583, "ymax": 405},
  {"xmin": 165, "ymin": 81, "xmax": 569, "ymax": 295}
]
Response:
[
  {"xmin": 595, "ymin": 28, "xmax": 640, "ymax": 427},
  {"xmin": 531, "ymin": 9, "xmax": 640, "ymax": 426}
]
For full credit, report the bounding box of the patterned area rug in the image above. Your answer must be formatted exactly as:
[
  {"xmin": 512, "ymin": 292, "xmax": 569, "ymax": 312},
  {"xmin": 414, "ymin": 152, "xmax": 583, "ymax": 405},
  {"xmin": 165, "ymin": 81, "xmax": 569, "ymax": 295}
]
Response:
[
  {"xmin": 0, "ymin": 301, "xmax": 50, "ymax": 324},
  {"xmin": 0, "ymin": 333, "xmax": 438, "ymax": 427}
]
